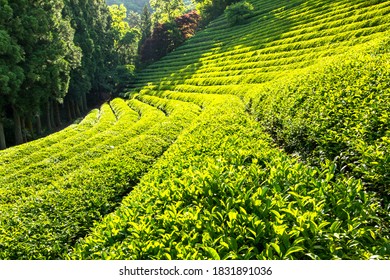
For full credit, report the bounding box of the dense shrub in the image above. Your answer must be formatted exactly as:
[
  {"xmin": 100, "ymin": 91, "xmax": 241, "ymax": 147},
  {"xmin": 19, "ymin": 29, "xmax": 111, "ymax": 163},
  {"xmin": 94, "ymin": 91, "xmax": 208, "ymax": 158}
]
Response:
[
  {"xmin": 225, "ymin": 1, "xmax": 254, "ymax": 26},
  {"xmin": 195, "ymin": 0, "xmax": 239, "ymax": 27}
]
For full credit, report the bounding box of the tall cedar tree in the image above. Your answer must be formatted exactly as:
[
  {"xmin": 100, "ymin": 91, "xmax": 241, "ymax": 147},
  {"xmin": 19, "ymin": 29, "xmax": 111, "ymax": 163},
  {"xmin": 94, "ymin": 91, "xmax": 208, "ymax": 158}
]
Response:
[
  {"xmin": 64, "ymin": 0, "xmax": 116, "ymax": 113},
  {"xmin": 0, "ymin": 0, "xmax": 24, "ymax": 149},
  {"xmin": 139, "ymin": 4, "xmax": 152, "ymax": 49}
]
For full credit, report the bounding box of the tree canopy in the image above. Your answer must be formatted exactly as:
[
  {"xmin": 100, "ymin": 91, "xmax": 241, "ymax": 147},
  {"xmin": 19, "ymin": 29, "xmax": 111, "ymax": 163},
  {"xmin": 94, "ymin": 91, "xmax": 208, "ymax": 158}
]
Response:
[
  {"xmin": 0, "ymin": 0, "xmax": 122, "ymax": 148},
  {"xmin": 106, "ymin": 0, "xmax": 149, "ymax": 14}
]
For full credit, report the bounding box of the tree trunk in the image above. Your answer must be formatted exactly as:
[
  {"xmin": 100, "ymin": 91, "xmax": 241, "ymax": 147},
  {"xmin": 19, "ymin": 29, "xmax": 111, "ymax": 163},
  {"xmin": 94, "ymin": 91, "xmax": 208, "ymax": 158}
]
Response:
[
  {"xmin": 65, "ymin": 99, "xmax": 72, "ymax": 122},
  {"xmin": 26, "ymin": 117, "xmax": 34, "ymax": 140},
  {"xmin": 82, "ymin": 93, "xmax": 88, "ymax": 112},
  {"xmin": 54, "ymin": 101, "xmax": 62, "ymax": 127},
  {"xmin": 36, "ymin": 114, "xmax": 42, "ymax": 135},
  {"xmin": 13, "ymin": 106, "xmax": 23, "ymax": 145},
  {"xmin": 0, "ymin": 121, "xmax": 6, "ymax": 150},
  {"xmin": 50, "ymin": 100, "xmax": 56, "ymax": 129},
  {"xmin": 70, "ymin": 99, "xmax": 77, "ymax": 120},
  {"xmin": 21, "ymin": 117, "xmax": 27, "ymax": 143},
  {"xmin": 76, "ymin": 101, "xmax": 82, "ymax": 118},
  {"xmin": 46, "ymin": 102, "xmax": 52, "ymax": 131}
]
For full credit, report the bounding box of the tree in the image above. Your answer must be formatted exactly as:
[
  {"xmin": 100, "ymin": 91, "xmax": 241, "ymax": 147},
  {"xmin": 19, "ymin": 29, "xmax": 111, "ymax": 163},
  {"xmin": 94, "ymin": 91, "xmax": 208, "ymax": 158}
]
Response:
[
  {"xmin": 109, "ymin": 4, "xmax": 141, "ymax": 65},
  {"xmin": 150, "ymin": 0, "xmax": 186, "ymax": 24},
  {"xmin": 127, "ymin": 10, "xmax": 142, "ymax": 28},
  {"xmin": 64, "ymin": 0, "xmax": 117, "ymax": 110},
  {"xmin": 0, "ymin": 0, "xmax": 81, "ymax": 144},
  {"xmin": 0, "ymin": 25, "xmax": 24, "ymax": 149},
  {"xmin": 106, "ymin": 0, "xmax": 149, "ymax": 14},
  {"xmin": 140, "ymin": 4, "xmax": 152, "ymax": 45},
  {"xmin": 225, "ymin": 1, "xmax": 254, "ymax": 26},
  {"xmin": 17, "ymin": 0, "xmax": 80, "ymax": 135},
  {"xmin": 140, "ymin": 10, "xmax": 200, "ymax": 64},
  {"xmin": 194, "ymin": 0, "xmax": 239, "ymax": 26}
]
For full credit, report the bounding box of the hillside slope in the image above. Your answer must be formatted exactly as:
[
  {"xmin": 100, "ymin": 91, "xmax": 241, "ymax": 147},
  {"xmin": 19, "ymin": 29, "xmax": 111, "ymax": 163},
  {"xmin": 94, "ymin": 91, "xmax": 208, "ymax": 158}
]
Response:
[
  {"xmin": 129, "ymin": 0, "xmax": 390, "ymax": 194},
  {"xmin": 1, "ymin": 0, "xmax": 389, "ymax": 259}
]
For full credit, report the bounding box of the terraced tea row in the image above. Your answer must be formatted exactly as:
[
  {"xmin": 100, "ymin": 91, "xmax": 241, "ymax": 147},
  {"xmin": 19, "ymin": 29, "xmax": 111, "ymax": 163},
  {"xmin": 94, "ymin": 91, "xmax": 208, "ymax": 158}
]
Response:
[
  {"xmin": 0, "ymin": 100, "xmax": 131, "ymax": 178},
  {"xmin": 0, "ymin": 109, "xmax": 99, "ymax": 170},
  {"xmin": 130, "ymin": 0, "xmax": 389, "ymax": 89},
  {"xmin": 125, "ymin": 0, "xmax": 390, "ymax": 196},
  {"xmin": 1, "ymin": 0, "xmax": 388, "ymax": 260},
  {"xmin": 249, "ymin": 41, "xmax": 390, "ymax": 195},
  {"xmin": 0, "ymin": 97, "xmax": 201, "ymax": 259},
  {"xmin": 71, "ymin": 93, "xmax": 389, "ymax": 260}
]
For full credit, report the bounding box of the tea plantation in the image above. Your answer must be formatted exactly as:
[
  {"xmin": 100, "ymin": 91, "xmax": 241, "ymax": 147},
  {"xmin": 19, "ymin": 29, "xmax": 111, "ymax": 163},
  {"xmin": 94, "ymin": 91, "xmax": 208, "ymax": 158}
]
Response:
[{"xmin": 1, "ymin": 0, "xmax": 389, "ymax": 259}]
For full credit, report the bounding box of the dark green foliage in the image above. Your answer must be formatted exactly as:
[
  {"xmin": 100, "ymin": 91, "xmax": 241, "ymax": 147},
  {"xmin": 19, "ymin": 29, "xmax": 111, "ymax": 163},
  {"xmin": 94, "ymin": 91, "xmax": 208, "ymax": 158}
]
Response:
[
  {"xmin": 0, "ymin": 14, "xmax": 24, "ymax": 149},
  {"xmin": 225, "ymin": 1, "xmax": 254, "ymax": 26},
  {"xmin": 0, "ymin": 0, "xmax": 82, "ymax": 146},
  {"xmin": 194, "ymin": 0, "xmax": 239, "ymax": 26},
  {"xmin": 0, "ymin": 0, "xmax": 122, "ymax": 148},
  {"xmin": 140, "ymin": 4, "xmax": 152, "ymax": 39},
  {"xmin": 70, "ymin": 0, "xmax": 118, "ymax": 97},
  {"xmin": 114, "ymin": 64, "xmax": 136, "ymax": 92}
]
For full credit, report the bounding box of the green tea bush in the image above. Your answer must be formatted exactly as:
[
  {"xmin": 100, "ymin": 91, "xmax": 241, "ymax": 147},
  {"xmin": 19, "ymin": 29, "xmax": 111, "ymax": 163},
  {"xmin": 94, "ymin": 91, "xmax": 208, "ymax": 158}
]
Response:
[
  {"xmin": 70, "ymin": 94, "xmax": 389, "ymax": 260},
  {"xmin": 250, "ymin": 39, "xmax": 390, "ymax": 195},
  {"xmin": 0, "ymin": 97, "xmax": 200, "ymax": 259},
  {"xmin": 0, "ymin": 109, "xmax": 99, "ymax": 172},
  {"xmin": 2, "ymin": 0, "xmax": 390, "ymax": 260}
]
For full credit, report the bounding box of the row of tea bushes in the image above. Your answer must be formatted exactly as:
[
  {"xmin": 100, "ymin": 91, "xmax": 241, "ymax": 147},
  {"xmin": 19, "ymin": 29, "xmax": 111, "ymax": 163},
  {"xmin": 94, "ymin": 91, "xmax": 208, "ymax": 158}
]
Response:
[
  {"xmin": 249, "ymin": 38, "xmax": 390, "ymax": 196},
  {"xmin": 0, "ymin": 97, "xmax": 200, "ymax": 259},
  {"xmin": 0, "ymin": 109, "xmax": 99, "ymax": 173},
  {"xmin": 70, "ymin": 93, "xmax": 389, "ymax": 260}
]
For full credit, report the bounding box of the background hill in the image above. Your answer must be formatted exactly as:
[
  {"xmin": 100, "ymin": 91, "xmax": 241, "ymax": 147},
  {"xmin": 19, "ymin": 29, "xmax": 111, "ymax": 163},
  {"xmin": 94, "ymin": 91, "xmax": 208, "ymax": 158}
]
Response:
[
  {"xmin": 106, "ymin": 0, "xmax": 149, "ymax": 13},
  {"xmin": 0, "ymin": 0, "xmax": 389, "ymax": 260},
  {"xmin": 105, "ymin": 0, "xmax": 194, "ymax": 13}
]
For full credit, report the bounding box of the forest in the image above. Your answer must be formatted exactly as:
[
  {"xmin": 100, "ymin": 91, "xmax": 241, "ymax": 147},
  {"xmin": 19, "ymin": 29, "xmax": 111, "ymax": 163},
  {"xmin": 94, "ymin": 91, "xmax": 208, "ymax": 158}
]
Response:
[
  {"xmin": 0, "ymin": 0, "xmax": 208, "ymax": 149},
  {"xmin": 0, "ymin": 0, "xmax": 117, "ymax": 149},
  {"xmin": 0, "ymin": 0, "xmax": 389, "ymax": 260}
]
